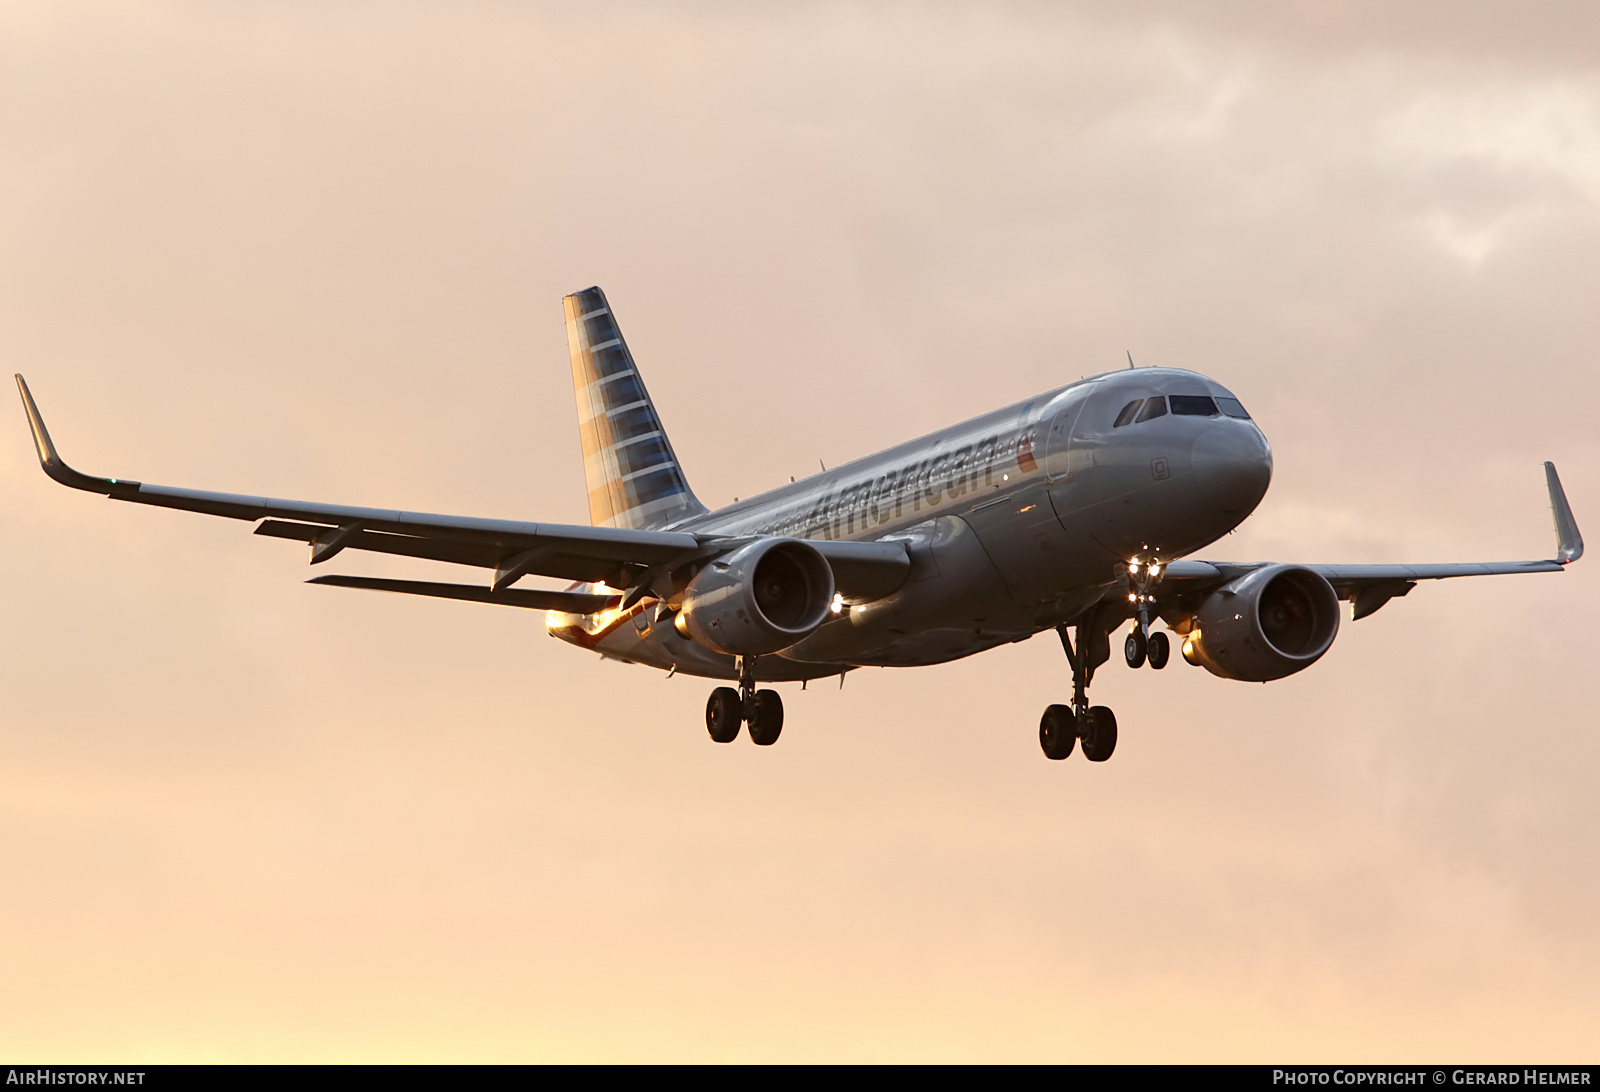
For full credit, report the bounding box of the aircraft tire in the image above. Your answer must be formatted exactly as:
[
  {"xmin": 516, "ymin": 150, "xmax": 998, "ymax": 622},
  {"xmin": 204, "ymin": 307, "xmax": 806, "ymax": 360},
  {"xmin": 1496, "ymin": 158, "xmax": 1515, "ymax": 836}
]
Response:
[
  {"xmin": 747, "ymin": 689, "xmax": 784, "ymax": 746},
  {"xmin": 1124, "ymin": 629, "xmax": 1147, "ymax": 669},
  {"xmin": 1147, "ymin": 631, "xmax": 1170, "ymax": 670},
  {"xmin": 1081, "ymin": 706, "xmax": 1118, "ymax": 762},
  {"xmin": 1039, "ymin": 704, "xmax": 1076, "ymax": 760},
  {"xmin": 706, "ymin": 686, "xmax": 742, "ymax": 743}
]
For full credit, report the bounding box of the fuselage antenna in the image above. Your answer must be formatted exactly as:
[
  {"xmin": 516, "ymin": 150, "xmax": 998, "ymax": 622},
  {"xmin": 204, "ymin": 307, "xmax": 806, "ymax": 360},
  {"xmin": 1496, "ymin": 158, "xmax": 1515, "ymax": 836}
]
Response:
[{"xmin": 1126, "ymin": 350, "xmax": 1136, "ymax": 369}]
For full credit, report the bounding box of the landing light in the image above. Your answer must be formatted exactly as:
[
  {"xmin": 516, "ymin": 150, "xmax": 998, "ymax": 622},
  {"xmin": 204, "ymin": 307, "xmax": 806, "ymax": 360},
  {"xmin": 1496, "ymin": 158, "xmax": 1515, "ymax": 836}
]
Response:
[
  {"xmin": 1128, "ymin": 558, "xmax": 1140, "ymax": 573},
  {"xmin": 831, "ymin": 593, "xmax": 844, "ymax": 614},
  {"xmin": 1149, "ymin": 562, "xmax": 1161, "ymax": 576}
]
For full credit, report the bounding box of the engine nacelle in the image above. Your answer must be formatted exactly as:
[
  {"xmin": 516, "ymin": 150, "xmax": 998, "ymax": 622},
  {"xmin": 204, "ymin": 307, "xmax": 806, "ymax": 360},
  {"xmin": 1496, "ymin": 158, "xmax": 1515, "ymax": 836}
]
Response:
[
  {"xmin": 676, "ymin": 538, "xmax": 836, "ymax": 656},
  {"xmin": 1189, "ymin": 564, "xmax": 1340, "ymax": 682}
]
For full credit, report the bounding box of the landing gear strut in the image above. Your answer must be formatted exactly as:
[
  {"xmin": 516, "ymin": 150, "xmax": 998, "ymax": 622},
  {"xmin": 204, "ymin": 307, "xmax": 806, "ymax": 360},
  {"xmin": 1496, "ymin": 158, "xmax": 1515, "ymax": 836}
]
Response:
[
  {"xmin": 704, "ymin": 655, "xmax": 784, "ymax": 745},
  {"xmin": 1040, "ymin": 613, "xmax": 1118, "ymax": 763}
]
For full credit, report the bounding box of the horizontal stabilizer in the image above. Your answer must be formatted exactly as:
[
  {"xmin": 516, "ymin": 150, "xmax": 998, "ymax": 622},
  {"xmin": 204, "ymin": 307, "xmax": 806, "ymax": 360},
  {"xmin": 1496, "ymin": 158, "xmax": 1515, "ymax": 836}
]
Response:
[{"xmin": 307, "ymin": 575, "xmax": 620, "ymax": 613}]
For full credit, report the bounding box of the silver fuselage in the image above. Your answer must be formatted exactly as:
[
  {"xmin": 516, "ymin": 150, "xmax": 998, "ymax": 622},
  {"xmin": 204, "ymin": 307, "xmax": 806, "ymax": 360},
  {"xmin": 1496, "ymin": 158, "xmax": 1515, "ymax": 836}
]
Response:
[{"xmin": 550, "ymin": 367, "xmax": 1273, "ymax": 680}]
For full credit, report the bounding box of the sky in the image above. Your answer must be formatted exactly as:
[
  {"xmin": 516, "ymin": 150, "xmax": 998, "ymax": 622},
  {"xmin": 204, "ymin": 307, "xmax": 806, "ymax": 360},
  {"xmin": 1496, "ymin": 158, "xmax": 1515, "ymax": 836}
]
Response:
[{"xmin": 1, "ymin": 1, "xmax": 1597, "ymax": 1062}]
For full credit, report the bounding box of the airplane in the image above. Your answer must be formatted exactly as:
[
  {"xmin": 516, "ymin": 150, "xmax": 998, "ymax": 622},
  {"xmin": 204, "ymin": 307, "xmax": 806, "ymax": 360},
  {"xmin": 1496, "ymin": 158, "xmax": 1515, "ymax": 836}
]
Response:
[{"xmin": 14, "ymin": 286, "xmax": 1585, "ymax": 761}]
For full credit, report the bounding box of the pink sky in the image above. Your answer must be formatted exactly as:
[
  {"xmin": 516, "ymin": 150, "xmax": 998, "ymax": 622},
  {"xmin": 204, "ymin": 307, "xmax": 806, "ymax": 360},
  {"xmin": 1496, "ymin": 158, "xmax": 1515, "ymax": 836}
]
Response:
[{"xmin": 1, "ymin": 2, "xmax": 1596, "ymax": 1060}]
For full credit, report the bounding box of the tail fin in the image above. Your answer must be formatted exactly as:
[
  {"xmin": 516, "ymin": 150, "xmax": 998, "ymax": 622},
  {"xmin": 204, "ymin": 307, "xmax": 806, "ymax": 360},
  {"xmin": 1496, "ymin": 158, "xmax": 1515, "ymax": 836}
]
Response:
[{"xmin": 564, "ymin": 286, "xmax": 707, "ymax": 530}]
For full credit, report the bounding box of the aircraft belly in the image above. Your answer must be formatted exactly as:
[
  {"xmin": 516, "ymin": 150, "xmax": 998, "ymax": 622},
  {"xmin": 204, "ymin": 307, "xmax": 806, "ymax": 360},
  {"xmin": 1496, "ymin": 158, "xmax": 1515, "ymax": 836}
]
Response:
[
  {"xmin": 554, "ymin": 605, "xmax": 845, "ymax": 681},
  {"xmin": 778, "ymin": 515, "xmax": 1038, "ymax": 666},
  {"xmin": 966, "ymin": 483, "xmax": 1108, "ymax": 610},
  {"xmin": 836, "ymin": 628, "xmax": 1021, "ymax": 667}
]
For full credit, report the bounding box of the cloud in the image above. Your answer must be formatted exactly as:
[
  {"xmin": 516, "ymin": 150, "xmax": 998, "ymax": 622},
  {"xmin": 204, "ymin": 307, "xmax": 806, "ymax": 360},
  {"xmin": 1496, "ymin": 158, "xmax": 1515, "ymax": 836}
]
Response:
[{"xmin": 0, "ymin": 1, "xmax": 1595, "ymax": 1060}]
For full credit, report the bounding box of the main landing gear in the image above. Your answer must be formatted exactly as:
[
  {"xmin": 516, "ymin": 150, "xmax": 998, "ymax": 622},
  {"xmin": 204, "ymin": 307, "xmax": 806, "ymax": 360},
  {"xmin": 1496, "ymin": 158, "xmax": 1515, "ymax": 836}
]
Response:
[
  {"xmin": 1040, "ymin": 615, "xmax": 1119, "ymax": 763},
  {"xmin": 705, "ymin": 655, "xmax": 784, "ymax": 746}
]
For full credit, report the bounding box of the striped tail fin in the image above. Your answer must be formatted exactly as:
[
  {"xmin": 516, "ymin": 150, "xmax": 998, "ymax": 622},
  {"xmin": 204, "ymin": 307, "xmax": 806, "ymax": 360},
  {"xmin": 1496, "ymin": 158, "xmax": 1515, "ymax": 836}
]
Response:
[{"xmin": 564, "ymin": 286, "xmax": 707, "ymax": 530}]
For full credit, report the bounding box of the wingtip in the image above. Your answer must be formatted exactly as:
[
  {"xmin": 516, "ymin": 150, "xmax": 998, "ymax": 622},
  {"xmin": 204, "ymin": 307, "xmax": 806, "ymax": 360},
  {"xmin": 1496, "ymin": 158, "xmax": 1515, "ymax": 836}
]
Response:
[
  {"xmin": 13, "ymin": 375, "xmax": 124, "ymax": 495},
  {"xmin": 15, "ymin": 372, "xmax": 61, "ymax": 466},
  {"xmin": 1545, "ymin": 461, "xmax": 1583, "ymax": 565}
]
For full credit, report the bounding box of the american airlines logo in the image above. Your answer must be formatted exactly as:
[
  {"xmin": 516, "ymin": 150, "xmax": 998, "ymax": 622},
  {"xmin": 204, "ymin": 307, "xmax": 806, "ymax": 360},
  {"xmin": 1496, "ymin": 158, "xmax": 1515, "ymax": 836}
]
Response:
[
  {"xmin": 1017, "ymin": 426, "xmax": 1039, "ymax": 473},
  {"xmin": 755, "ymin": 425, "xmax": 1045, "ymax": 540}
]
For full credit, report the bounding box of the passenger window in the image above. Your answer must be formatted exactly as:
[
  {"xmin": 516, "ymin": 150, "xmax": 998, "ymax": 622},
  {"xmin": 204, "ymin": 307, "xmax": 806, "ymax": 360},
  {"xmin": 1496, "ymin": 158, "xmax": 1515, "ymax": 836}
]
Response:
[
  {"xmin": 1135, "ymin": 396, "xmax": 1168, "ymax": 423},
  {"xmin": 1113, "ymin": 400, "xmax": 1144, "ymax": 428},
  {"xmin": 1170, "ymin": 395, "xmax": 1219, "ymax": 416},
  {"xmin": 1217, "ymin": 397, "xmax": 1251, "ymax": 419}
]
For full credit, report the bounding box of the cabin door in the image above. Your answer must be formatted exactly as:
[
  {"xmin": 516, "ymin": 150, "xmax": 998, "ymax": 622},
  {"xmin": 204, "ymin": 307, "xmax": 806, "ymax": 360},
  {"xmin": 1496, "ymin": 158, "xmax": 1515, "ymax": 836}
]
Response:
[{"xmin": 1044, "ymin": 383, "xmax": 1097, "ymax": 483}]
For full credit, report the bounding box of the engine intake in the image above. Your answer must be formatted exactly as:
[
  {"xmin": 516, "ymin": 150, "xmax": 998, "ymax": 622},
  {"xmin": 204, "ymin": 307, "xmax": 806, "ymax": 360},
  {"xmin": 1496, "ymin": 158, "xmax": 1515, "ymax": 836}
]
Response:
[
  {"xmin": 677, "ymin": 538, "xmax": 836, "ymax": 656},
  {"xmin": 1189, "ymin": 564, "xmax": 1340, "ymax": 681}
]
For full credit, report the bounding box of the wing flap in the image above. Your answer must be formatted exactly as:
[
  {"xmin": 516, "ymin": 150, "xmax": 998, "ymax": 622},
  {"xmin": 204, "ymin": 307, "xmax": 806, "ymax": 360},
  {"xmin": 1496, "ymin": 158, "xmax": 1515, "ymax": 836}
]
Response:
[
  {"xmin": 254, "ymin": 520, "xmax": 503, "ymax": 569},
  {"xmin": 307, "ymin": 575, "xmax": 620, "ymax": 613},
  {"xmin": 253, "ymin": 520, "xmax": 642, "ymax": 583}
]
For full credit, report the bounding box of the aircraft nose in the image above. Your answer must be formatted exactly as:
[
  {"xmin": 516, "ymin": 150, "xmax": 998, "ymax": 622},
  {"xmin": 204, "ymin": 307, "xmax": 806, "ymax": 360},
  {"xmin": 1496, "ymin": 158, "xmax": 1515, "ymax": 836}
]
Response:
[{"xmin": 1191, "ymin": 419, "xmax": 1272, "ymax": 511}]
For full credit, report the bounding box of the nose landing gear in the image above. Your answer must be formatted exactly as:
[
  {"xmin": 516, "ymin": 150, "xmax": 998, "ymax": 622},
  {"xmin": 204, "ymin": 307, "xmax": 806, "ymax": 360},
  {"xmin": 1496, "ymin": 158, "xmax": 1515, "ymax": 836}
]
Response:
[
  {"xmin": 1128, "ymin": 627, "xmax": 1172, "ymax": 668},
  {"xmin": 1123, "ymin": 555, "xmax": 1171, "ymax": 671},
  {"xmin": 1146, "ymin": 630, "xmax": 1170, "ymax": 669},
  {"xmin": 1124, "ymin": 628, "xmax": 1147, "ymax": 668},
  {"xmin": 704, "ymin": 654, "xmax": 785, "ymax": 745}
]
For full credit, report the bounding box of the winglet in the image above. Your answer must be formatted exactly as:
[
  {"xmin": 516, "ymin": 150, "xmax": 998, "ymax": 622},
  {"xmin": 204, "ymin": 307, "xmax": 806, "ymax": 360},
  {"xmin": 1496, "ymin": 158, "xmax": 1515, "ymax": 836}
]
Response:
[
  {"xmin": 14, "ymin": 374, "xmax": 133, "ymax": 495},
  {"xmin": 1545, "ymin": 461, "xmax": 1583, "ymax": 564}
]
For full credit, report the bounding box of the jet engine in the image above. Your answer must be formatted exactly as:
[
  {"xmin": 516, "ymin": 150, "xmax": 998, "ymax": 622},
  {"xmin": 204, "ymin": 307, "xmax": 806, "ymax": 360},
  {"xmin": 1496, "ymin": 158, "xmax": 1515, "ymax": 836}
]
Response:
[
  {"xmin": 1187, "ymin": 564, "xmax": 1340, "ymax": 682},
  {"xmin": 676, "ymin": 538, "xmax": 836, "ymax": 656}
]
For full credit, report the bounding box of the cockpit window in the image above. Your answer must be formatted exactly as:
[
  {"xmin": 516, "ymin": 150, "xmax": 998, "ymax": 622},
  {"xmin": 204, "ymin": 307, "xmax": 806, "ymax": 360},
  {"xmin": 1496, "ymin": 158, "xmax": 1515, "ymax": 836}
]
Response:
[
  {"xmin": 1113, "ymin": 400, "xmax": 1144, "ymax": 427},
  {"xmin": 1135, "ymin": 396, "xmax": 1168, "ymax": 423},
  {"xmin": 1216, "ymin": 397, "xmax": 1251, "ymax": 419},
  {"xmin": 1169, "ymin": 395, "xmax": 1219, "ymax": 416}
]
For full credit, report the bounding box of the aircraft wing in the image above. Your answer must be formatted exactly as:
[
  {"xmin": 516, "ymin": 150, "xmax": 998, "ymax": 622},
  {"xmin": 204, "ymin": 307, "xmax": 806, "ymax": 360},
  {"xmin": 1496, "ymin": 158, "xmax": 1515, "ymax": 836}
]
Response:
[
  {"xmin": 15, "ymin": 375, "xmax": 908, "ymax": 600},
  {"xmin": 1157, "ymin": 462, "xmax": 1582, "ymax": 619}
]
